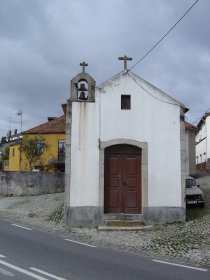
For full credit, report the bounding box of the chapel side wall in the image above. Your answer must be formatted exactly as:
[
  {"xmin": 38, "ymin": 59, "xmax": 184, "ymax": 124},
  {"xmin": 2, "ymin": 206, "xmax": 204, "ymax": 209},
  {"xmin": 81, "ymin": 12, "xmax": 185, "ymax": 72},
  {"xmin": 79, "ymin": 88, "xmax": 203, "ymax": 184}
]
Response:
[
  {"xmin": 185, "ymin": 129, "xmax": 197, "ymax": 176},
  {"xmin": 99, "ymin": 74, "xmax": 182, "ymax": 209},
  {"xmin": 185, "ymin": 131, "xmax": 190, "ymax": 176},
  {"xmin": 180, "ymin": 108, "xmax": 186, "ymax": 211},
  {"xmin": 64, "ymin": 100, "xmax": 72, "ymax": 214},
  {"xmin": 69, "ymin": 101, "xmax": 100, "ymax": 207},
  {"xmin": 66, "ymin": 99, "xmax": 100, "ymax": 226},
  {"xmin": 188, "ymin": 130, "xmax": 196, "ymax": 175}
]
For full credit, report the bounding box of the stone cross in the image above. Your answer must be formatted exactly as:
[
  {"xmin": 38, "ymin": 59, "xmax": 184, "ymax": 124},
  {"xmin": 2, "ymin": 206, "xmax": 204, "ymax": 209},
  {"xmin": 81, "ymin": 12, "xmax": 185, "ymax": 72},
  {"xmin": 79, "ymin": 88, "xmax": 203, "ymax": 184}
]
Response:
[
  {"xmin": 80, "ymin": 61, "xmax": 88, "ymax": 73},
  {"xmin": 118, "ymin": 55, "xmax": 132, "ymax": 71}
]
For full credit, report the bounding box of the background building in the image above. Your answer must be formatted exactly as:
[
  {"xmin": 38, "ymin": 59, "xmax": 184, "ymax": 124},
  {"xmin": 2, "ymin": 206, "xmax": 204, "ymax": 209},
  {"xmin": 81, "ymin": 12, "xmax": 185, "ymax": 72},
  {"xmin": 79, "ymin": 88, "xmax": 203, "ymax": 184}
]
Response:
[
  {"xmin": 196, "ymin": 112, "xmax": 210, "ymax": 172},
  {"xmin": 7, "ymin": 115, "xmax": 66, "ymax": 172}
]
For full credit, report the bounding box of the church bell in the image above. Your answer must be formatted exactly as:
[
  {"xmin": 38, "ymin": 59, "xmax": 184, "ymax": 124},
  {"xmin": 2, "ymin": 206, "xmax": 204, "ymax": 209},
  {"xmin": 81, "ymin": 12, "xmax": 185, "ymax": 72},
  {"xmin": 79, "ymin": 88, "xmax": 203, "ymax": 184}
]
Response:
[{"xmin": 78, "ymin": 83, "xmax": 88, "ymax": 100}]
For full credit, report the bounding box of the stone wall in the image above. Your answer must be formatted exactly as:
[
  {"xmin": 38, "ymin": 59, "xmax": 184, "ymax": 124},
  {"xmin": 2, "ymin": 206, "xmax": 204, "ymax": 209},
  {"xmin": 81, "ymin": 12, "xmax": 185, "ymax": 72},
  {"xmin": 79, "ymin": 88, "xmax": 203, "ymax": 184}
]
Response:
[{"xmin": 0, "ymin": 172, "xmax": 64, "ymax": 196}]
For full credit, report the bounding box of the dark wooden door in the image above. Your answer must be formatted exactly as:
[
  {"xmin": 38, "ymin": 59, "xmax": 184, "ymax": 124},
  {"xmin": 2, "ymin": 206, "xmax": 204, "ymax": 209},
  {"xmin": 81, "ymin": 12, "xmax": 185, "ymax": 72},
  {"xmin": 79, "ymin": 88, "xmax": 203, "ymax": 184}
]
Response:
[{"xmin": 104, "ymin": 145, "xmax": 141, "ymax": 214}]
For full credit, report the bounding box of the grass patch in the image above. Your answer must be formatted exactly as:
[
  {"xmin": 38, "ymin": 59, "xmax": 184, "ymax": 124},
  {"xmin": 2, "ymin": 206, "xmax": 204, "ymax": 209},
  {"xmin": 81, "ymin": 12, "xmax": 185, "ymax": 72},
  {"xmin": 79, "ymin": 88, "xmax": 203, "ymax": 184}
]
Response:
[
  {"xmin": 28, "ymin": 212, "xmax": 39, "ymax": 218},
  {"xmin": 47, "ymin": 202, "xmax": 64, "ymax": 224}
]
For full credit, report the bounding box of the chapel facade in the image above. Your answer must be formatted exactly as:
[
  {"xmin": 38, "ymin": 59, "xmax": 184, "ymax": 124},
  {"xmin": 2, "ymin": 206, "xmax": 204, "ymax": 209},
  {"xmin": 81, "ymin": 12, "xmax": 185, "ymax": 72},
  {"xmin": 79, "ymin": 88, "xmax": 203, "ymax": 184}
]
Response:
[{"xmin": 65, "ymin": 58, "xmax": 187, "ymax": 227}]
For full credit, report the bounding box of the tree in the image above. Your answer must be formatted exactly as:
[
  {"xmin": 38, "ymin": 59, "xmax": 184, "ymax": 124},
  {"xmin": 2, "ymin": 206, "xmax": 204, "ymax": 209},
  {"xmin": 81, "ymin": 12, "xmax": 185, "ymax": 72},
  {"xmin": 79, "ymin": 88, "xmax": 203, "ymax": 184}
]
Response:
[
  {"xmin": 0, "ymin": 146, "xmax": 9, "ymax": 171},
  {"xmin": 21, "ymin": 135, "xmax": 49, "ymax": 171},
  {"xmin": 1, "ymin": 137, "xmax": 7, "ymax": 144},
  {"xmin": 2, "ymin": 147, "xmax": 9, "ymax": 160}
]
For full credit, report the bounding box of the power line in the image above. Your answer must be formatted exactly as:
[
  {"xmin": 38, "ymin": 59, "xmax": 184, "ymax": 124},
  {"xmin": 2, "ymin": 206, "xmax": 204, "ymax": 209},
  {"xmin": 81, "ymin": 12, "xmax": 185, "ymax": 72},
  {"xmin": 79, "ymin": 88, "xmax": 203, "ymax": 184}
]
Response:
[
  {"xmin": 130, "ymin": 74, "xmax": 180, "ymax": 106},
  {"xmin": 128, "ymin": 0, "xmax": 199, "ymax": 72}
]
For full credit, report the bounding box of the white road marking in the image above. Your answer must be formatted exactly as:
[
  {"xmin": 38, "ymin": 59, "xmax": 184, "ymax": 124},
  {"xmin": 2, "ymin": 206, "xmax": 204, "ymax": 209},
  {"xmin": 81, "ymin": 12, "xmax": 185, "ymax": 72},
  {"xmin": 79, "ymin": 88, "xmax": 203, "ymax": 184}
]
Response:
[
  {"xmin": 11, "ymin": 224, "xmax": 32, "ymax": 231},
  {"xmin": 0, "ymin": 254, "xmax": 6, "ymax": 258},
  {"xmin": 30, "ymin": 267, "xmax": 67, "ymax": 280},
  {"xmin": 0, "ymin": 260, "xmax": 48, "ymax": 280},
  {"xmin": 64, "ymin": 238, "xmax": 96, "ymax": 248},
  {"xmin": 0, "ymin": 267, "xmax": 15, "ymax": 276},
  {"xmin": 153, "ymin": 259, "xmax": 208, "ymax": 272}
]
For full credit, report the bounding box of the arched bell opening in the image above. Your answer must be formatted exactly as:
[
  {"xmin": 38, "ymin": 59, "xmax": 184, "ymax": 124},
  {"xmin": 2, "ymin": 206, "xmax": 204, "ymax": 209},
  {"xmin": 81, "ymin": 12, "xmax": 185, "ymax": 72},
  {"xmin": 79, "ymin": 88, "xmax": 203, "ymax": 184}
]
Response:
[
  {"xmin": 70, "ymin": 62, "xmax": 96, "ymax": 102},
  {"xmin": 77, "ymin": 80, "xmax": 89, "ymax": 101}
]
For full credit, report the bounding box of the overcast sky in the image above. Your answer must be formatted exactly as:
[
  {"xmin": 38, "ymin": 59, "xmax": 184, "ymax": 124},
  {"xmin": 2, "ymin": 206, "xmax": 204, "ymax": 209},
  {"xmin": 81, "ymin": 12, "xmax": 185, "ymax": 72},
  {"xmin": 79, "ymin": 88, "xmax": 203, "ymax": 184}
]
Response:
[{"xmin": 0, "ymin": 0, "xmax": 209, "ymax": 137}]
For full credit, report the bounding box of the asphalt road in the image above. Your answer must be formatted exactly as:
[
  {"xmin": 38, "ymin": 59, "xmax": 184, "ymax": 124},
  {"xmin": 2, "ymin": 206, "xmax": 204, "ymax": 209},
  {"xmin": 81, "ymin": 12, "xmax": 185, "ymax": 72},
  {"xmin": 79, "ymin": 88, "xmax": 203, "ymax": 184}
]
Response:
[{"xmin": 0, "ymin": 219, "xmax": 209, "ymax": 280}]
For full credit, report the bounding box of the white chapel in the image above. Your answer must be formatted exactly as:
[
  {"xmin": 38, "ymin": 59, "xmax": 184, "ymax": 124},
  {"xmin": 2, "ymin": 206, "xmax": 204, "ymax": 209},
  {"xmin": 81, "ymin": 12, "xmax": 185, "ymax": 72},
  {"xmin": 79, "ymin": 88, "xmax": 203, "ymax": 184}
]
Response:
[{"xmin": 65, "ymin": 57, "xmax": 187, "ymax": 227}]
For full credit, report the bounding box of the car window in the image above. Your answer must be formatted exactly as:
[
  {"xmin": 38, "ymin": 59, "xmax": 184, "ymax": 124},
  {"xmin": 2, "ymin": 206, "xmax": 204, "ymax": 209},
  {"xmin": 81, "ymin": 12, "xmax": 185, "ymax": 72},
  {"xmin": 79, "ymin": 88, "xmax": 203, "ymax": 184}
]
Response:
[{"xmin": 186, "ymin": 179, "xmax": 196, "ymax": 188}]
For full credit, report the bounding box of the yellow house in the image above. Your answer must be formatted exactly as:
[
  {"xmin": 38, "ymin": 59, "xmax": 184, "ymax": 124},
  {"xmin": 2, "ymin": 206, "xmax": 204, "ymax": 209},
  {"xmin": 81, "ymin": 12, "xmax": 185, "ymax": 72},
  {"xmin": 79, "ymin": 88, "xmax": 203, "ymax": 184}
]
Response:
[{"xmin": 8, "ymin": 115, "xmax": 66, "ymax": 172}]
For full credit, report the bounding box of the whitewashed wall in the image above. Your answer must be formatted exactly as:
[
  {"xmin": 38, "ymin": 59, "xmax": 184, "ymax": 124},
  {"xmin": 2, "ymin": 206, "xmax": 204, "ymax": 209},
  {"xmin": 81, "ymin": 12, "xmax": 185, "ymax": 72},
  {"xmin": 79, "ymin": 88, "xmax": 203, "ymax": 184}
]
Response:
[
  {"xmin": 70, "ymin": 101, "xmax": 99, "ymax": 207},
  {"xmin": 99, "ymin": 73, "xmax": 182, "ymax": 207},
  {"xmin": 70, "ymin": 72, "xmax": 183, "ymax": 209}
]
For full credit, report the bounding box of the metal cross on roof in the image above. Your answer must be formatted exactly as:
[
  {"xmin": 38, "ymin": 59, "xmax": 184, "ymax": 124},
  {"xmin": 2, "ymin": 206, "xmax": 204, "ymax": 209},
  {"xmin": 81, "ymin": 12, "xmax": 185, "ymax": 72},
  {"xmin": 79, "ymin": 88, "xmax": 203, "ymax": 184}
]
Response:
[
  {"xmin": 118, "ymin": 55, "xmax": 132, "ymax": 71},
  {"xmin": 80, "ymin": 61, "xmax": 88, "ymax": 73}
]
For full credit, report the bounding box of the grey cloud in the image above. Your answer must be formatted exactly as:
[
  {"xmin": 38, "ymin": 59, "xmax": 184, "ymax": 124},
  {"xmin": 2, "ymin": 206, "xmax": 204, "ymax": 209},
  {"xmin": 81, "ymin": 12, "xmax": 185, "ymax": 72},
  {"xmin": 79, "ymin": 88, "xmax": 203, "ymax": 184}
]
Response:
[{"xmin": 0, "ymin": 0, "xmax": 209, "ymax": 137}]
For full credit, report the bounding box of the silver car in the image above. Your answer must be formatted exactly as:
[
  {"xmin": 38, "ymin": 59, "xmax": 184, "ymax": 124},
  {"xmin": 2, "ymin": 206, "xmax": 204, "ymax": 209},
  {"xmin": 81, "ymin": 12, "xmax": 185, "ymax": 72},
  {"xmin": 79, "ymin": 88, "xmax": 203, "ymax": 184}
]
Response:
[{"xmin": 185, "ymin": 176, "xmax": 204, "ymax": 207}]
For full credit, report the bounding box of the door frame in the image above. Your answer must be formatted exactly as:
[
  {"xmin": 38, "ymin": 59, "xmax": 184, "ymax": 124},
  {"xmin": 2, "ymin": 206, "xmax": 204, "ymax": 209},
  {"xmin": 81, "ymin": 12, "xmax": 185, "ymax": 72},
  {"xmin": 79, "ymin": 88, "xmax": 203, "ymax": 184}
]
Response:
[
  {"xmin": 104, "ymin": 144, "xmax": 142, "ymax": 214},
  {"xmin": 99, "ymin": 139, "xmax": 148, "ymax": 214}
]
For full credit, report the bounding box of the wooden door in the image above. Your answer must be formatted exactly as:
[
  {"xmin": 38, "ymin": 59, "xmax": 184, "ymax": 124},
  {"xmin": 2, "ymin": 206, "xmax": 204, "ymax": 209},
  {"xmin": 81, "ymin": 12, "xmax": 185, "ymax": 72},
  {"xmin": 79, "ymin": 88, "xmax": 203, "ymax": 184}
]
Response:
[{"xmin": 104, "ymin": 145, "xmax": 141, "ymax": 214}]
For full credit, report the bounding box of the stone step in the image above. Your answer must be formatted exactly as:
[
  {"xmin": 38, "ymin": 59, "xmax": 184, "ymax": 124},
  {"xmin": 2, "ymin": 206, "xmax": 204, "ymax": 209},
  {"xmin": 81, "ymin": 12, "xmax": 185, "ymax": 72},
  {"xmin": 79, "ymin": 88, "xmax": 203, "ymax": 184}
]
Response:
[
  {"xmin": 98, "ymin": 222, "xmax": 153, "ymax": 231},
  {"xmin": 98, "ymin": 226, "xmax": 144, "ymax": 231},
  {"xmin": 104, "ymin": 219, "xmax": 143, "ymax": 227},
  {"xmin": 104, "ymin": 214, "xmax": 142, "ymax": 221}
]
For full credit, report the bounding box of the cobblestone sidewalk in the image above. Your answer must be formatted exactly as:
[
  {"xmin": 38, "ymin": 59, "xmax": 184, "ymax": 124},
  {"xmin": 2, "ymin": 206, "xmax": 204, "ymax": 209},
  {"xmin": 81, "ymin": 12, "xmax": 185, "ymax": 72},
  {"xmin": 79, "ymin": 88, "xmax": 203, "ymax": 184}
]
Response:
[
  {"xmin": 0, "ymin": 177, "xmax": 209, "ymax": 268},
  {"xmin": 68, "ymin": 186, "xmax": 210, "ymax": 267}
]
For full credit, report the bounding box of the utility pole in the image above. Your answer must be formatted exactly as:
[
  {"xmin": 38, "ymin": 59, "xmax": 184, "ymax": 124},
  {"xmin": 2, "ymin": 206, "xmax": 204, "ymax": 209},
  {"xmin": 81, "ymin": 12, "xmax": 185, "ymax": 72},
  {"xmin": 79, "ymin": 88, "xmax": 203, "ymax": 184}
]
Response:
[
  {"xmin": 17, "ymin": 110, "xmax": 23, "ymax": 171},
  {"xmin": 8, "ymin": 117, "xmax": 11, "ymax": 131},
  {"xmin": 17, "ymin": 110, "xmax": 23, "ymax": 133}
]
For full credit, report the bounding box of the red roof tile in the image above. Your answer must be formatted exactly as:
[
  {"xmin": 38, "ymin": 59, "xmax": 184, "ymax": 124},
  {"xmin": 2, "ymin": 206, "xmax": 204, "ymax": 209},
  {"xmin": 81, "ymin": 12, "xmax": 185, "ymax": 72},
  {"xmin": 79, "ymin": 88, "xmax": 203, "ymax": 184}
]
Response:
[
  {"xmin": 24, "ymin": 115, "xmax": 66, "ymax": 134},
  {"xmin": 185, "ymin": 121, "xmax": 198, "ymax": 131}
]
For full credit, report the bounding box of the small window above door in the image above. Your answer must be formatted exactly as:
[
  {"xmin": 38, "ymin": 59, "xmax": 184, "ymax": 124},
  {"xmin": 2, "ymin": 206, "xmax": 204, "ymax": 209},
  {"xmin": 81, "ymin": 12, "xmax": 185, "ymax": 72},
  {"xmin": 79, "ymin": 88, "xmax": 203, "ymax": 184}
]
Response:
[{"xmin": 121, "ymin": 95, "xmax": 131, "ymax": 110}]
